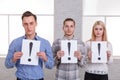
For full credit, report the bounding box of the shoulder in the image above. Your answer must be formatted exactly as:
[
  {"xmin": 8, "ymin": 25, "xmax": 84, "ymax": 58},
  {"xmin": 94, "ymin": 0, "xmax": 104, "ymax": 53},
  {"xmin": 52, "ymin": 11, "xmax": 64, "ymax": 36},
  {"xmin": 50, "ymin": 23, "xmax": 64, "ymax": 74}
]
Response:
[
  {"xmin": 10, "ymin": 36, "xmax": 24, "ymax": 43},
  {"xmin": 107, "ymin": 41, "xmax": 112, "ymax": 47},
  {"xmin": 85, "ymin": 39, "xmax": 91, "ymax": 44},
  {"xmin": 37, "ymin": 36, "xmax": 50, "ymax": 44},
  {"xmin": 77, "ymin": 39, "xmax": 85, "ymax": 46},
  {"xmin": 9, "ymin": 36, "xmax": 24, "ymax": 47},
  {"xmin": 107, "ymin": 41, "xmax": 112, "ymax": 45},
  {"xmin": 52, "ymin": 38, "xmax": 61, "ymax": 45}
]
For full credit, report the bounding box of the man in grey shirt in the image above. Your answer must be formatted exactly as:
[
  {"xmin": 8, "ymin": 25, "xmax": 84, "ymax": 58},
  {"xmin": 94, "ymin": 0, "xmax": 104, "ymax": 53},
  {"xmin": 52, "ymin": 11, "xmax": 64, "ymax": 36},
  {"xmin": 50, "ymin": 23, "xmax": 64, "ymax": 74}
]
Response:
[{"xmin": 52, "ymin": 18, "xmax": 86, "ymax": 80}]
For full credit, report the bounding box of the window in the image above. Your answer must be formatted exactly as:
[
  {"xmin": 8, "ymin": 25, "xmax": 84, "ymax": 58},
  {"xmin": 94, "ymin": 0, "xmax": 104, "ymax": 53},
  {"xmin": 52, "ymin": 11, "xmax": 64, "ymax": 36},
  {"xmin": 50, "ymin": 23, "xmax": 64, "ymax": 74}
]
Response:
[
  {"xmin": 0, "ymin": 16, "xmax": 8, "ymax": 55},
  {"xmin": 83, "ymin": 0, "xmax": 120, "ymax": 56},
  {"xmin": 0, "ymin": 0, "xmax": 54, "ymax": 56}
]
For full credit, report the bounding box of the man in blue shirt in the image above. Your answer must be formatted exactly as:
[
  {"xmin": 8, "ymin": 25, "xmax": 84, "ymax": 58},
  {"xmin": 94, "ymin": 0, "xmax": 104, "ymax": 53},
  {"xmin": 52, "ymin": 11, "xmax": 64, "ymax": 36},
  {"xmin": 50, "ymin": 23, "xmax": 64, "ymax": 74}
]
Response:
[{"xmin": 5, "ymin": 11, "xmax": 54, "ymax": 80}]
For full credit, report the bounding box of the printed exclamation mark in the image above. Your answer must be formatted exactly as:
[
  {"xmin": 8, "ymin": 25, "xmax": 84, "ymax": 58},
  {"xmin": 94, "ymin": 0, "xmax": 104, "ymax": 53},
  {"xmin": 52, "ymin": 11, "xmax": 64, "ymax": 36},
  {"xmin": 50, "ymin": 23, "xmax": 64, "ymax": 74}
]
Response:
[
  {"xmin": 98, "ymin": 43, "xmax": 101, "ymax": 60},
  {"xmin": 28, "ymin": 42, "xmax": 33, "ymax": 62},
  {"xmin": 68, "ymin": 42, "xmax": 71, "ymax": 60}
]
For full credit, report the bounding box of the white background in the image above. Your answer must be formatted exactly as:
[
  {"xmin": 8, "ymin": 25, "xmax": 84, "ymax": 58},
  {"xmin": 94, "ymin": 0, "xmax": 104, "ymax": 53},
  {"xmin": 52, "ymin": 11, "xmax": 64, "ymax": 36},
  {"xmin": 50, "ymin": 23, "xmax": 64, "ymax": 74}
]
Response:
[
  {"xmin": 0, "ymin": 0, "xmax": 54, "ymax": 56},
  {"xmin": 83, "ymin": 0, "xmax": 120, "ymax": 56}
]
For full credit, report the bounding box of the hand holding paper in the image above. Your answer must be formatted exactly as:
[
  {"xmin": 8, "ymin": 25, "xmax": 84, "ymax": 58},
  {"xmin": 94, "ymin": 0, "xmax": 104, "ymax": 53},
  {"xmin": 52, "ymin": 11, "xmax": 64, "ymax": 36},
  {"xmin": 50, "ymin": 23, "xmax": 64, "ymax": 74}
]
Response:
[
  {"xmin": 37, "ymin": 52, "xmax": 48, "ymax": 62},
  {"xmin": 87, "ymin": 51, "xmax": 92, "ymax": 61},
  {"xmin": 56, "ymin": 51, "xmax": 64, "ymax": 59},
  {"xmin": 91, "ymin": 41, "xmax": 107, "ymax": 63},
  {"xmin": 61, "ymin": 40, "xmax": 77, "ymax": 63},
  {"xmin": 107, "ymin": 51, "xmax": 111, "ymax": 61},
  {"xmin": 12, "ymin": 52, "xmax": 23, "ymax": 63},
  {"xmin": 20, "ymin": 39, "xmax": 40, "ymax": 65},
  {"xmin": 74, "ymin": 51, "xmax": 82, "ymax": 60}
]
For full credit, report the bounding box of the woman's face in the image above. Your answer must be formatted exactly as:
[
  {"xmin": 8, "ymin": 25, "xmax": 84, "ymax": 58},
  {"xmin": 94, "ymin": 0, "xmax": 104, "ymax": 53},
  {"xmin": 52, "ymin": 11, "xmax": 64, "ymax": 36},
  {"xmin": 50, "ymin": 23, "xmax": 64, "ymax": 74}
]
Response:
[{"xmin": 94, "ymin": 25, "xmax": 104, "ymax": 38}]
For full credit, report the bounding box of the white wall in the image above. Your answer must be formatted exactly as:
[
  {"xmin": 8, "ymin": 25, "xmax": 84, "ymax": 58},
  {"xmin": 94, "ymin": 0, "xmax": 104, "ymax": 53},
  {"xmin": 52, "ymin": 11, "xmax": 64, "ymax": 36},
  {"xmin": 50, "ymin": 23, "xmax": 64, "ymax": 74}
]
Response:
[
  {"xmin": 83, "ymin": 0, "xmax": 120, "ymax": 15},
  {"xmin": 54, "ymin": 0, "xmax": 82, "ymax": 40},
  {"xmin": 0, "ymin": 0, "xmax": 54, "ymax": 14},
  {"xmin": 83, "ymin": 0, "xmax": 120, "ymax": 56},
  {"xmin": 0, "ymin": 0, "xmax": 54, "ymax": 56}
]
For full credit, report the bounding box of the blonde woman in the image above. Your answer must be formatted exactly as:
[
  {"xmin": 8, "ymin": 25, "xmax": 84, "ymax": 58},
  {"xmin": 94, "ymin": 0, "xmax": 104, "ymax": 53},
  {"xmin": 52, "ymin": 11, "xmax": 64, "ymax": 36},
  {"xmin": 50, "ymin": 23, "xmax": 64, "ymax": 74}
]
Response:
[{"xmin": 84, "ymin": 21, "xmax": 113, "ymax": 80}]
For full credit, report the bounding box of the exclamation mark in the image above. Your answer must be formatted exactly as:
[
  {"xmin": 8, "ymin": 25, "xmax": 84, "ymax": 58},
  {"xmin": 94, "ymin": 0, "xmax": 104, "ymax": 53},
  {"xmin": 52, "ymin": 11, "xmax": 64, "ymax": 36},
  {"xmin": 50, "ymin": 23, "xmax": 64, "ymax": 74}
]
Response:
[
  {"xmin": 98, "ymin": 43, "xmax": 101, "ymax": 60},
  {"xmin": 28, "ymin": 42, "xmax": 33, "ymax": 62},
  {"xmin": 68, "ymin": 42, "xmax": 71, "ymax": 60}
]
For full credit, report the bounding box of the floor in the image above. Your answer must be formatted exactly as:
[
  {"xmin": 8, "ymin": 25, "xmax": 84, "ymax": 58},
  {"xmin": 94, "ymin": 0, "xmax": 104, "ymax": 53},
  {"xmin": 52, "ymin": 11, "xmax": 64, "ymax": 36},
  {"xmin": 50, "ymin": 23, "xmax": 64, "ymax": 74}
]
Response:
[{"xmin": 1, "ymin": 58, "xmax": 120, "ymax": 80}]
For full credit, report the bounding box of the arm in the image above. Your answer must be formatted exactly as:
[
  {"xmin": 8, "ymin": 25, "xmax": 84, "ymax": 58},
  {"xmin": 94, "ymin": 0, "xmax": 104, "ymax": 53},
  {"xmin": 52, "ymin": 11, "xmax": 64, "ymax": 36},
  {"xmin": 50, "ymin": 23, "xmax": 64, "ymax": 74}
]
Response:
[
  {"xmin": 83, "ymin": 41, "xmax": 91, "ymax": 64},
  {"xmin": 77, "ymin": 41, "xmax": 87, "ymax": 67},
  {"xmin": 41, "ymin": 40, "xmax": 54, "ymax": 69},
  {"xmin": 52, "ymin": 39, "xmax": 61, "ymax": 66},
  {"xmin": 107, "ymin": 42, "xmax": 113, "ymax": 64},
  {"xmin": 5, "ymin": 41, "xmax": 22, "ymax": 68}
]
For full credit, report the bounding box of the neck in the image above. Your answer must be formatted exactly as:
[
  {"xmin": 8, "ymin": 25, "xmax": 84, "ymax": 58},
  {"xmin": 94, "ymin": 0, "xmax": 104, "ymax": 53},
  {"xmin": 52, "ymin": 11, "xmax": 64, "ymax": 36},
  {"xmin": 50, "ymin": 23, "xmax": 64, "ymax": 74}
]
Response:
[
  {"xmin": 64, "ymin": 35, "xmax": 74, "ymax": 40},
  {"xmin": 95, "ymin": 37, "xmax": 102, "ymax": 41},
  {"xmin": 26, "ymin": 33, "xmax": 36, "ymax": 40}
]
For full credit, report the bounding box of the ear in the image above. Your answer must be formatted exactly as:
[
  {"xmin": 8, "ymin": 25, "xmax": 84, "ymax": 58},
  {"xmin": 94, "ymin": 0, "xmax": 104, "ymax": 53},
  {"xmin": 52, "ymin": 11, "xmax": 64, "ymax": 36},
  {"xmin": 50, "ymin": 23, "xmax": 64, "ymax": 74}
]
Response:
[
  {"xmin": 62, "ymin": 26, "xmax": 64, "ymax": 30},
  {"xmin": 36, "ymin": 22, "xmax": 38, "ymax": 27},
  {"xmin": 22, "ymin": 22, "xmax": 24, "ymax": 28}
]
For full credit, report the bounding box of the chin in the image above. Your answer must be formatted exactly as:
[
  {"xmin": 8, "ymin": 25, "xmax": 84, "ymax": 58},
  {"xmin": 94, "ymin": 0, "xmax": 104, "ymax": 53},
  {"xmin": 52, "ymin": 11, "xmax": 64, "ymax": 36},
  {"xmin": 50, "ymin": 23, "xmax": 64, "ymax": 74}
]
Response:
[{"xmin": 67, "ymin": 34, "xmax": 73, "ymax": 36}]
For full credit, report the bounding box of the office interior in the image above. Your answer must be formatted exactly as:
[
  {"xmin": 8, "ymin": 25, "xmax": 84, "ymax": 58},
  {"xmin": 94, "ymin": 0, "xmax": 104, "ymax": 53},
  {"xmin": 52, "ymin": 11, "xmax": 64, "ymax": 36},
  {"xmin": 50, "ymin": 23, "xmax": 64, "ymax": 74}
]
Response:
[{"xmin": 0, "ymin": 0, "xmax": 120, "ymax": 80}]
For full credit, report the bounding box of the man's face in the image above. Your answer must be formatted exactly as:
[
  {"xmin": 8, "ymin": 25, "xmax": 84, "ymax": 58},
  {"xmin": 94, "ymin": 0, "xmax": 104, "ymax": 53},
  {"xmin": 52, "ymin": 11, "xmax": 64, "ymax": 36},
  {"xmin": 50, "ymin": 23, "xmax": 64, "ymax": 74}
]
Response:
[
  {"xmin": 22, "ymin": 16, "xmax": 37, "ymax": 36},
  {"xmin": 63, "ymin": 21, "xmax": 75, "ymax": 36}
]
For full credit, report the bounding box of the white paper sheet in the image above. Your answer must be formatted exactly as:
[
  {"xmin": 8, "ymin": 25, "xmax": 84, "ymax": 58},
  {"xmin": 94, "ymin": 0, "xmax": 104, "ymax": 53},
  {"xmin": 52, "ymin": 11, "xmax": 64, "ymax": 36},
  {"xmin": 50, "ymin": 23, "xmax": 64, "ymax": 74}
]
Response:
[
  {"xmin": 20, "ymin": 39, "xmax": 40, "ymax": 65},
  {"xmin": 91, "ymin": 41, "xmax": 107, "ymax": 63},
  {"xmin": 61, "ymin": 40, "xmax": 77, "ymax": 63}
]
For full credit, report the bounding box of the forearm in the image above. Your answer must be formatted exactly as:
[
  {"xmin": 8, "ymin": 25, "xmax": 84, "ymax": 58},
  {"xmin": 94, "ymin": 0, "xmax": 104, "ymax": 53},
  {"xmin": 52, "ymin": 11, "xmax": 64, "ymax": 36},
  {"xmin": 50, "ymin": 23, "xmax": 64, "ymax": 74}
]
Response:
[{"xmin": 5, "ymin": 58, "xmax": 15, "ymax": 68}]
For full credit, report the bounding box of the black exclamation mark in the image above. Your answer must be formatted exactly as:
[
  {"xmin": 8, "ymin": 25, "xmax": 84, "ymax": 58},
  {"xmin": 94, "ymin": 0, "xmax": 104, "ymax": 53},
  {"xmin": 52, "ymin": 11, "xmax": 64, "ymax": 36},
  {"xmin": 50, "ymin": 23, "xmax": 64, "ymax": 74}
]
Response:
[
  {"xmin": 68, "ymin": 42, "xmax": 71, "ymax": 60},
  {"xmin": 28, "ymin": 42, "xmax": 33, "ymax": 62},
  {"xmin": 98, "ymin": 43, "xmax": 101, "ymax": 60}
]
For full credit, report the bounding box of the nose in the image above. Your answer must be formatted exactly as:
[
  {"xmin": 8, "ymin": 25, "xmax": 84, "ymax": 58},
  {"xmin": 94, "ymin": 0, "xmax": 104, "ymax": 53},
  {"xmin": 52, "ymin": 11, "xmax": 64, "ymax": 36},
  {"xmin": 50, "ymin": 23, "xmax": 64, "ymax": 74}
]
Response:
[
  {"xmin": 28, "ymin": 23, "xmax": 32, "ymax": 28},
  {"xmin": 26, "ymin": 24, "xmax": 32, "ymax": 30}
]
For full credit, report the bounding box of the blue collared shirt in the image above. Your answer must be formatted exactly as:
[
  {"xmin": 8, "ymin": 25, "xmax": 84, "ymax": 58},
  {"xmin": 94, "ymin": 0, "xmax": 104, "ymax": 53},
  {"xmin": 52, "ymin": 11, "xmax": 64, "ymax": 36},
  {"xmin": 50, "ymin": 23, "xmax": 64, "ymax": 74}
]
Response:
[{"xmin": 5, "ymin": 35, "xmax": 54, "ymax": 80}]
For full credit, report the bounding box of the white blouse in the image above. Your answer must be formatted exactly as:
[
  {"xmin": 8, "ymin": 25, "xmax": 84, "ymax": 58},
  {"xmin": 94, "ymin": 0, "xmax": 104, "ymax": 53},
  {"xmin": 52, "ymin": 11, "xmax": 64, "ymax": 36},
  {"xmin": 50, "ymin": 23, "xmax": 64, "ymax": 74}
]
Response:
[{"xmin": 85, "ymin": 41, "xmax": 113, "ymax": 75}]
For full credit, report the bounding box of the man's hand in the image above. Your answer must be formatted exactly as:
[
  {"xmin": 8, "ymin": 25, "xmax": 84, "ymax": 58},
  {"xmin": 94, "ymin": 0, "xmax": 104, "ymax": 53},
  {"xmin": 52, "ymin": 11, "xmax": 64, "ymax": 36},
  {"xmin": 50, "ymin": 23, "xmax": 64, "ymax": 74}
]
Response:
[
  {"xmin": 37, "ymin": 52, "xmax": 48, "ymax": 62},
  {"xmin": 56, "ymin": 50, "xmax": 64, "ymax": 59},
  {"xmin": 74, "ymin": 51, "xmax": 82, "ymax": 60},
  {"xmin": 12, "ymin": 52, "xmax": 23, "ymax": 63}
]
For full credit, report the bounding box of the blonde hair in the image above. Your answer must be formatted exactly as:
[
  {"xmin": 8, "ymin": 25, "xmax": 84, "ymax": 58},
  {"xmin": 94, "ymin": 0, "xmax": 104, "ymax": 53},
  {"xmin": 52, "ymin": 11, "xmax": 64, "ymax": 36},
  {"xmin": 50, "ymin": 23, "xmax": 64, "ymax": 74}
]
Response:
[{"xmin": 91, "ymin": 21, "xmax": 108, "ymax": 41}]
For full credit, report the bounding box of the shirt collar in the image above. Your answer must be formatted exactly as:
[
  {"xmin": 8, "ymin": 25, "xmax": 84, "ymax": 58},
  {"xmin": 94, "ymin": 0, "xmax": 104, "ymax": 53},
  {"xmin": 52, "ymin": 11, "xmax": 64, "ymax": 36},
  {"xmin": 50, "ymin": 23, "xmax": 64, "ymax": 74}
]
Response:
[
  {"xmin": 62, "ymin": 35, "xmax": 76, "ymax": 40},
  {"xmin": 23, "ymin": 33, "xmax": 38, "ymax": 40}
]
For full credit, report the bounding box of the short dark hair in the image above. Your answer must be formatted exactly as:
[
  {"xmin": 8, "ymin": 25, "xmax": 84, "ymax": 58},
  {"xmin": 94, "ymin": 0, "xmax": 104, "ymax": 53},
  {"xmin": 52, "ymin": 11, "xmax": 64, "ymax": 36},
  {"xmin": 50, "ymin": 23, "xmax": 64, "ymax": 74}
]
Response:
[
  {"xmin": 22, "ymin": 11, "xmax": 37, "ymax": 21},
  {"xmin": 63, "ymin": 18, "xmax": 75, "ymax": 25}
]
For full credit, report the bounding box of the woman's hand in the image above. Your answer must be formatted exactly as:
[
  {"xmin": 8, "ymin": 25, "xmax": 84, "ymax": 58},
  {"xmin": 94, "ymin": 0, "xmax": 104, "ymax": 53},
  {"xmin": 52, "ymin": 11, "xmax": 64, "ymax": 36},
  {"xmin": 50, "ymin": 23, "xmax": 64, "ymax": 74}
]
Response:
[
  {"xmin": 88, "ymin": 50, "xmax": 92, "ymax": 61},
  {"xmin": 107, "ymin": 51, "xmax": 111, "ymax": 61}
]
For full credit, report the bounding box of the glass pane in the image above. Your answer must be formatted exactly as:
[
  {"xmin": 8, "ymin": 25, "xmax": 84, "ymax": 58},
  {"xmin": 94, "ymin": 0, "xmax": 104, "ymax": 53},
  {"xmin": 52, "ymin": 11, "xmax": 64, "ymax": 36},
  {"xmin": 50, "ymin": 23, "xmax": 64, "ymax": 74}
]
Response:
[
  {"xmin": 0, "ymin": 0, "xmax": 54, "ymax": 14},
  {"xmin": 106, "ymin": 17, "xmax": 120, "ymax": 56},
  {"xmin": 0, "ymin": 16, "xmax": 8, "ymax": 56},
  {"xmin": 82, "ymin": 17, "xmax": 105, "ymax": 42},
  {"xmin": 0, "ymin": 0, "xmax": 54, "ymax": 56},
  {"xmin": 9, "ymin": 16, "xmax": 24, "ymax": 43},
  {"xmin": 9, "ymin": 16, "xmax": 54, "ymax": 45},
  {"xmin": 83, "ymin": 0, "xmax": 120, "ymax": 15},
  {"xmin": 37, "ymin": 16, "xmax": 54, "ymax": 45}
]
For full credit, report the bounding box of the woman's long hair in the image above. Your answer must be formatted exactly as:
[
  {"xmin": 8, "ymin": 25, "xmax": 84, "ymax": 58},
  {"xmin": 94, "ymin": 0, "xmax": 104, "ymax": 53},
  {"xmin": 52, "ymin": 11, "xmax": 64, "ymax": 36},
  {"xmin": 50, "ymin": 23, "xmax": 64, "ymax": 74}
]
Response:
[{"xmin": 91, "ymin": 21, "xmax": 108, "ymax": 41}]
